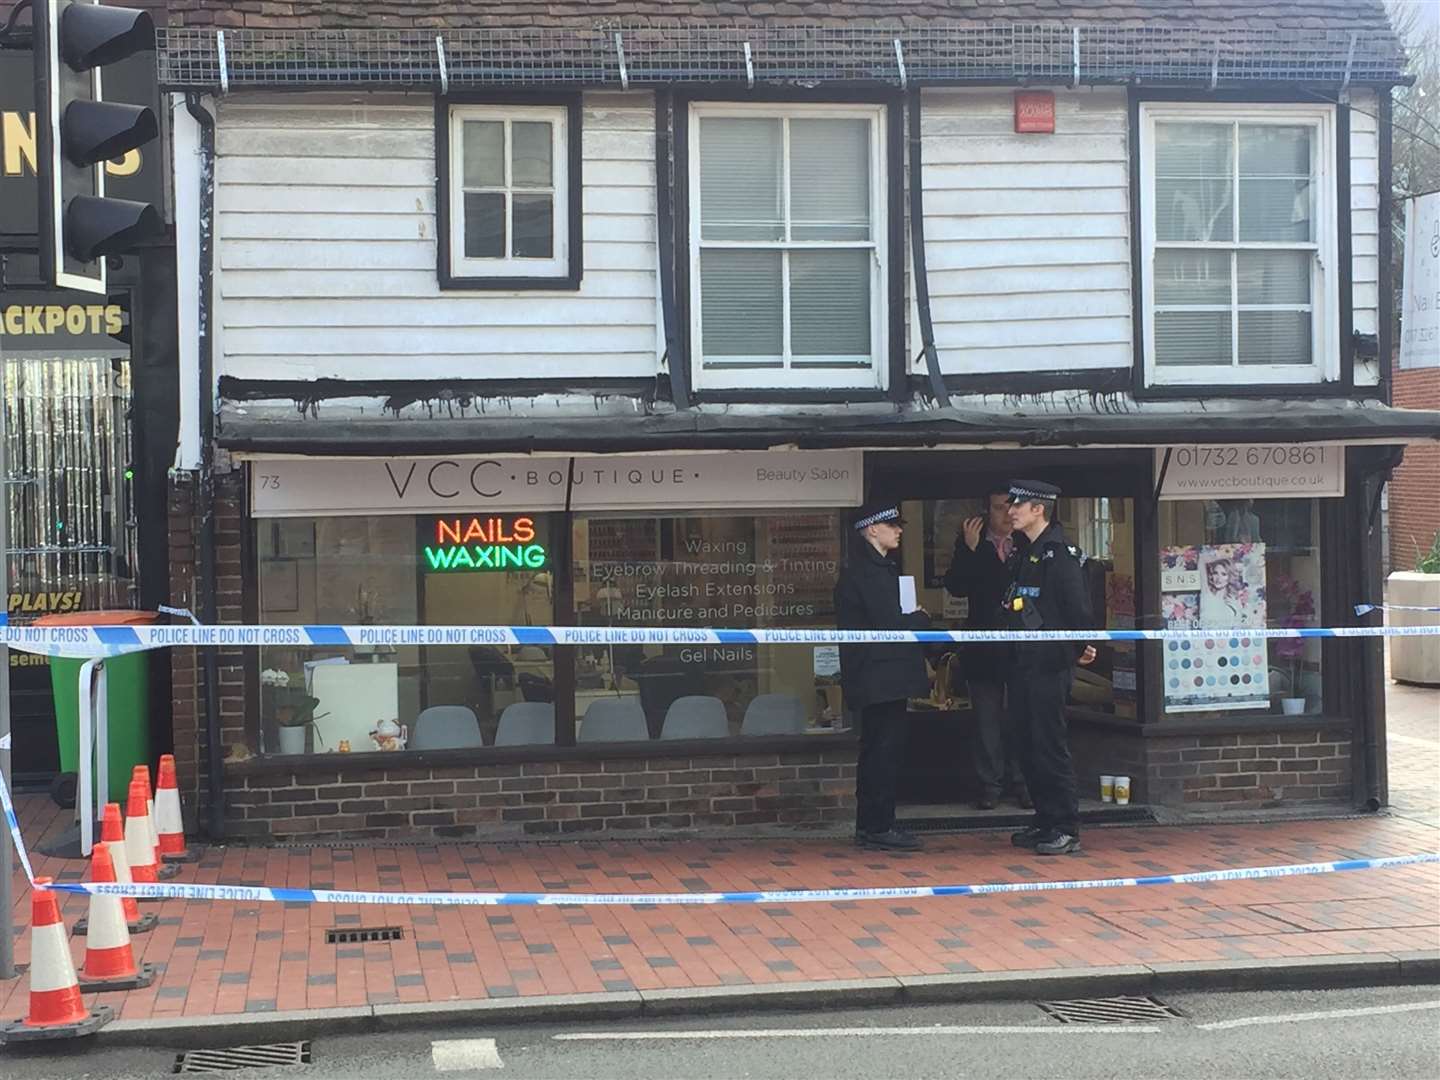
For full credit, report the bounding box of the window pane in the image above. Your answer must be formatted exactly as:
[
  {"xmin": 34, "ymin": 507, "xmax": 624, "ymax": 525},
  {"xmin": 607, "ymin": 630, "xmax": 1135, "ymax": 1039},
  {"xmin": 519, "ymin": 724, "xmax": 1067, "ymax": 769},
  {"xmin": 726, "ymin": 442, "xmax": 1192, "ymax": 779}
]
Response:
[
  {"xmin": 462, "ymin": 120, "xmax": 504, "ymax": 188},
  {"xmin": 1155, "ymin": 310, "xmax": 1232, "ymax": 366},
  {"xmin": 1239, "ymin": 311, "xmax": 1311, "ymax": 365},
  {"xmin": 512, "ymin": 121, "xmax": 553, "ymax": 188},
  {"xmin": 1155, "ymin": 123, "xmax": 1233, "ymax": 242},
  {"xmin": 700, "ymin": 250, "xmax": 782, "ymax": 360},
  {"xmin": 1239, "ymin": 126, "xmax": 1313, "ymax": 242},
  {"xmin": 1155, "ymin": 250, "xmax": 1231, "ymax": 305},
  {"xmin": 700, "ymin": 117, "xmax": 783, "ymax": 241},
  {"xmin": 1238, "ymin": 251, "xmax": 1311, "ymax": 305},
  {"xmin": 571, "ymin": 513, "xmax": 847, "ymax": 740},
  {"xmin": 1159, "ymin": 498, "xmax": 1323, "ymax": 718},
  {"xmin": 790, "ymin": 119, "xmax": 871, "ymax": 241},
  {"xmin": 463, "ymin": 192, "xmax": 505, "ymax": 258},
  {"xmin": 512, "ymin": 194, "xmax": 554, "ymax": 258},
  {"xmin": 790, "ymin": 250, "xmax": 871, "ymax": 358}
]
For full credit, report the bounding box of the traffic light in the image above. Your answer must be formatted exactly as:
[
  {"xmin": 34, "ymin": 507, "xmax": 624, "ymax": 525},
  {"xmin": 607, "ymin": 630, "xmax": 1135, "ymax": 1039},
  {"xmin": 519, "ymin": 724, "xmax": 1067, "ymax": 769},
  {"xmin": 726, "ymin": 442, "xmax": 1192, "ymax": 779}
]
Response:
[{"xmin": 33, "ymin": 0, "xmax": 162, "ymax": 294}]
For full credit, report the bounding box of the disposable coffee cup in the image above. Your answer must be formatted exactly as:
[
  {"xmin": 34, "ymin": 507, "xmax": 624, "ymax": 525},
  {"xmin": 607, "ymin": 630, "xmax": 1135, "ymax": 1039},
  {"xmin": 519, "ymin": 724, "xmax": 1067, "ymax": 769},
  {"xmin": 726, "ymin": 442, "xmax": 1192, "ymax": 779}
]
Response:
[
  {"xmin": 1100, "ymin": 775, "xmax": 1115, "ymax": 803},
  {"xmin": 1113, "ymin": 775, "xmax": 1131, "ymax": 805}
]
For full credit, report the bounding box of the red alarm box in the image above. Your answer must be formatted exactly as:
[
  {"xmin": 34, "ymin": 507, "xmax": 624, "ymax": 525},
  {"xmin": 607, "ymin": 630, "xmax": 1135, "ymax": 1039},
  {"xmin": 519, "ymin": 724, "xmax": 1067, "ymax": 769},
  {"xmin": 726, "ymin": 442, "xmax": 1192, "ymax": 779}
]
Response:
[{"xmin": 1014, "ymin": 91, "xmax": 1056, "ymax": 134}]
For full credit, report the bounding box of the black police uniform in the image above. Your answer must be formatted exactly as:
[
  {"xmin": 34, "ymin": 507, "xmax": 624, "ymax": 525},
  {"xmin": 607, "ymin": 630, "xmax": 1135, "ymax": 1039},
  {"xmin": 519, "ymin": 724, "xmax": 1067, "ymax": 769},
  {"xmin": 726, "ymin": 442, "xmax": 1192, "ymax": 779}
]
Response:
[
  {"xmin": 1002, "ymin": 487, "xmax": 1094, "ymax": 846},
  {"xmin": 834, "ymin": 505, "xmax": 932, "ymax": 843}
]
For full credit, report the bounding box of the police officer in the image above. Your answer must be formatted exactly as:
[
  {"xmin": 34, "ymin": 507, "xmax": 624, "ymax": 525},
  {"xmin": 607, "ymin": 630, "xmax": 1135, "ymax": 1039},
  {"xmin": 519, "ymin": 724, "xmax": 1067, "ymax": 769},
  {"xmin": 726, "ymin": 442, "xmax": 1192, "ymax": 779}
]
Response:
[
  {"xmin": 835, "ymin": 501, "xmax": 932, "ymax": 851},
  {"xmin": 1001, "ymin": 480, "xmax": 1096, "ymax": 856}
]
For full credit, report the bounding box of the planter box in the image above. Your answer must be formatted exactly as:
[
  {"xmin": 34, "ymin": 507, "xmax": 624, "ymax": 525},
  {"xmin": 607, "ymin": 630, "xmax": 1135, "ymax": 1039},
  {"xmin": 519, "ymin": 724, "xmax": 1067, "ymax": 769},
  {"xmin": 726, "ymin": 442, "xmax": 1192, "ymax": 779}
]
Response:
[{"xmin": 1387, "ymin": 572, "xmax": 1440, "ymax": 686}]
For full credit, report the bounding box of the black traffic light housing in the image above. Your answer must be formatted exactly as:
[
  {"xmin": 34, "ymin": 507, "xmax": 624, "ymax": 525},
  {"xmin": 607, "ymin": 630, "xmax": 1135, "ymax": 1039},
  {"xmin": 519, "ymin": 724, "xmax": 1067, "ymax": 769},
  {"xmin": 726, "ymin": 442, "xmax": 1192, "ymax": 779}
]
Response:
[{"xmin": 33, "ymin": 0, "xmax": 162, "ymax": 294}]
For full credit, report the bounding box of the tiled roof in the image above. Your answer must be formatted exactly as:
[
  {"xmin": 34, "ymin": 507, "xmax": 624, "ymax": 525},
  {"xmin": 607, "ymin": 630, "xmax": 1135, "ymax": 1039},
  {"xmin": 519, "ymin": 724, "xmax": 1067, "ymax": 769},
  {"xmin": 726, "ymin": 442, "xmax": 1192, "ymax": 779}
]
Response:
[{"xmin": 164, "ymin": 0, "xmax": 1396, "ymax": 36}]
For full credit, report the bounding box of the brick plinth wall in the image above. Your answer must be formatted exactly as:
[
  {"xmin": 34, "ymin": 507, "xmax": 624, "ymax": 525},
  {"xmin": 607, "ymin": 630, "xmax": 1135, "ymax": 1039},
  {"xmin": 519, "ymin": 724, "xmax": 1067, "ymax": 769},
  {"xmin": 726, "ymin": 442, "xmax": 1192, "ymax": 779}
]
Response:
[
  {"xmin": 1146, "ymin": 726, "xmax": 1352, "ymax": 806},
  {"xmin": 224, "ymin": 752, "xmax": 857, "ymax": 842},
  {"xmin": 1391, "ymin": 369, "xmax": 1440, "ymax": 572}
]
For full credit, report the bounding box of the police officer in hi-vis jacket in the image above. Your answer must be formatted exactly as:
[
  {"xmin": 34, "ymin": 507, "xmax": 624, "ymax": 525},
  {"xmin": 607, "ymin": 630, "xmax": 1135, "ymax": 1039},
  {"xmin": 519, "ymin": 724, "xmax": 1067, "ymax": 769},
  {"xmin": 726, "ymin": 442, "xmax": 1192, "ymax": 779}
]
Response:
[{"xmin": 1001, "ymin": 480, "xmax": 1097, "ymax": 856}]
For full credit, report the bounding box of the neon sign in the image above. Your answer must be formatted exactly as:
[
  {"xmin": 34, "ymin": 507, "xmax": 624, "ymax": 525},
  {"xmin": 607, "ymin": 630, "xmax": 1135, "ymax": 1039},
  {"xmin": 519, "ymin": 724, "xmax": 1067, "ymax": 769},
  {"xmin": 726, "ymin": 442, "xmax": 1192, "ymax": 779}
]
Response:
[{"xmin": 423, "ymin": 516, "xmax": 547, "ymax": 571}]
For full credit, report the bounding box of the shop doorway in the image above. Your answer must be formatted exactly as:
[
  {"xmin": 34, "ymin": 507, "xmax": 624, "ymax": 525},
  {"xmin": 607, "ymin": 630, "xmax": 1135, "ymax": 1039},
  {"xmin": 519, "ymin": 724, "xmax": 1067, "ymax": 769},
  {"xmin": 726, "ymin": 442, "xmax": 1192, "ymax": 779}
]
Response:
[{"xmin": 864, "ymin": 450, "xmax": 1149, "ymax": 821}]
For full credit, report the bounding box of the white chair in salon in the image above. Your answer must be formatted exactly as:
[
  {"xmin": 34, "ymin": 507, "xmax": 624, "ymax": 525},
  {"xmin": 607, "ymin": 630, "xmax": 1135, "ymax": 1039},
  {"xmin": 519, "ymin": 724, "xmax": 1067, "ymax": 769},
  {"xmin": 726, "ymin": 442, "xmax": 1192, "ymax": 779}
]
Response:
[
  {"xmin": 578, "ymin": 696, "xmax": 649, "ymax": 743},
  {"xmin": 740, "ymin": 693, "xmax": 807, "ymax": 736},
  {"xmin": 660, "ymin": 696, "xmax": 729, "ymax": 740},
  {"xmin": 409, "ymin": 705, "xmax": 483, "ymax": 750},
  {"xmin": 494, "ymin": 702, "xmax": 556, "ymax": 746}
]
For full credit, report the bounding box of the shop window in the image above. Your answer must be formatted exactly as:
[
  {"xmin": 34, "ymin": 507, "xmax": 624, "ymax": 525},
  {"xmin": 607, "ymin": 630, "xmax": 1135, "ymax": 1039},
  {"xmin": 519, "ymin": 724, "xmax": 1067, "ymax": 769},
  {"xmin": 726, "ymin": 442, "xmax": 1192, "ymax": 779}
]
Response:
[
  {"xmin": 1158, "ymin": 498, "xmax": 1323, "ymax": 717},
  {"xmin": 571, "ymin": 512, "xmax": 848, "ymax": 739},
  {"xmin": 439, "ymin": 100, "xmax": 580, "ymax": 289},
  {"xmin": 918, "ymin": 496, "xmax": 1136, "ymax": 718},
  {"xmin": 1139, "ymin": 103, "xmax": 1338, "ymax": 387},
  {"xmin": 256, "ymin": 514, "xmax": 556, "ymax": 755},
  {"xmin": 689, "ymin": 103, "xmax": 888, "ymax": 391}
]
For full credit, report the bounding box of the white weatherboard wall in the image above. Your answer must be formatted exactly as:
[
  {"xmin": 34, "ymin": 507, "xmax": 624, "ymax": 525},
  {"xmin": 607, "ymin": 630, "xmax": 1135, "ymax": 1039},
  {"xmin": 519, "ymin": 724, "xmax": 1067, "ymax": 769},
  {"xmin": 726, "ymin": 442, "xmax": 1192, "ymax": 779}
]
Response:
[
  {"xmin": 1350, "ymin": 88, "xmax": 1381, "ymax": 386},
  {"xmin": 214, "ymin": 92, "xmax": 658, "ymax": 382},
  {"xmin": 917, "ymin": 88, "xmax": 1132, "ymax": 375}
]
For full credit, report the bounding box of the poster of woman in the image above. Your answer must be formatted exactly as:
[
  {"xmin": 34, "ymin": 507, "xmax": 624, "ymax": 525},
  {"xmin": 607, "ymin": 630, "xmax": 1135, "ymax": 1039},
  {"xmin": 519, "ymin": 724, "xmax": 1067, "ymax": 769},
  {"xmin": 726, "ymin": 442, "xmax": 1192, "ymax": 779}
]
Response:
[{"xmin": 1160, "ymin": 543, "xmax": 1269, "ymax": 712}]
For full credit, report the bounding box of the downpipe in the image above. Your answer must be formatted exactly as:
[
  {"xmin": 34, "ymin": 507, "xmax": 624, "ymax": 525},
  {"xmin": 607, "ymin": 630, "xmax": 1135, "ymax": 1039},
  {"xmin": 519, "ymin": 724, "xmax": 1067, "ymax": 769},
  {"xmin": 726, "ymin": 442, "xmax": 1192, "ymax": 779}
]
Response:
[{"xmin": 185, "ymin": 94, "xmax": 224, "ymax": 839}]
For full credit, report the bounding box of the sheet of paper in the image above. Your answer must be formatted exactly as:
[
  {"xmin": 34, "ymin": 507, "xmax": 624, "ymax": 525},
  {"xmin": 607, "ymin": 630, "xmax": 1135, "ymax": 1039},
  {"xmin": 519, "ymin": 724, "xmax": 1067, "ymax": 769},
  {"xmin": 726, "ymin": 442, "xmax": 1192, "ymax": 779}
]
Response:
[{"xmin": 898, "ymin": 575, "xmax": 918, "ymax": 614}]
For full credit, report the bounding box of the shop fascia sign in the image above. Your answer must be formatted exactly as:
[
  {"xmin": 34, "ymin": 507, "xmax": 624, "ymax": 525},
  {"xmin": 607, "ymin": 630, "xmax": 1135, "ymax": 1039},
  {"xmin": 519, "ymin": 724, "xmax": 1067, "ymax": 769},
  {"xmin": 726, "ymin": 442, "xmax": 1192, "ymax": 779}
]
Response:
[
  {"xmin": 251, "ymin": 450, "xmax": 864, "ymax": 518},
  {"xmin": 424, "ymin": 515, "xmax": 547, "ymax": 572},
  {"xmin": 1155, "ymin": 444, "xmax": 1345, "ymax": 500}
]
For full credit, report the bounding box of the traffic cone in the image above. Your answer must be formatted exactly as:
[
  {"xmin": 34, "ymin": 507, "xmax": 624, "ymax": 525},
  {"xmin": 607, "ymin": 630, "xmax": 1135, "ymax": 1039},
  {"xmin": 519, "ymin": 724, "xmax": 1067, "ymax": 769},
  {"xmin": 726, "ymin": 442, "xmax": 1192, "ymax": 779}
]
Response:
[
  {"xmin": 78, "ymin": 843, "xmax": 155, "ymax": 992},
  {"xmin": 125, "ymin": 779, "xmax": 160, "ymax": 886},
  {"xmin": 132, "ymin": 765, "xmax": 177, "ymax": 880},
  {"xmin": 74, "ymin": 803, "xmax": 156, "ymax": 936},
  {"xmin": 155, "ymin": 754, "xmax": 193, "ymax": 863},
  {"xmin": 0, "ymin": 880, "xmax": 112, "ymax": 1042}
]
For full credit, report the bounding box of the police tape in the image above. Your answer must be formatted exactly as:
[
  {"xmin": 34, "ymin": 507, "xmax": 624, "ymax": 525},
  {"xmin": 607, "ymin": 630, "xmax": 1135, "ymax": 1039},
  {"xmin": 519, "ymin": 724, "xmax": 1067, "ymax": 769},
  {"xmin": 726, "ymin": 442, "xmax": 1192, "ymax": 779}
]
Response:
[
  {"xmin": 3, "ymin": 622, "xmax": 1440, "ymax": 659},
  {"xmin": 0, "ymin": 764, "xmax": 39, "ymax": 886},
  {"xmin": 1, "ymin": 767, "xmax": 1435, "ymax": 907},
  {"xmin": 1355, "ymin": 603, "xmax": 1440, "ymax": 615}
]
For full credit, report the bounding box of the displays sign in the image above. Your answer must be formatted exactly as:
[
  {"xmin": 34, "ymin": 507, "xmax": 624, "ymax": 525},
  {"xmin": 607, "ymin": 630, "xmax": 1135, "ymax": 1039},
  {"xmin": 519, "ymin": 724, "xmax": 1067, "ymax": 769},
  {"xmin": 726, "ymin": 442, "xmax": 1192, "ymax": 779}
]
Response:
[
  {"xmin": 1155, "ymin": 445, "xmax": 1344, "ymax": 501},
  {"xmin": 1400, "ymin": 191, "xmax": 1439, "ymax": 370},
  {"xmin": 423, "ymin": 515, "xmax": 547, "ymax": 572},
  {"xmin": 251, "ymin": 450, "xmax": 864, "ymax": 518},
  {"xmin": 1160, "ymin": 543, "xmax": 1270, "ymax": 713}
]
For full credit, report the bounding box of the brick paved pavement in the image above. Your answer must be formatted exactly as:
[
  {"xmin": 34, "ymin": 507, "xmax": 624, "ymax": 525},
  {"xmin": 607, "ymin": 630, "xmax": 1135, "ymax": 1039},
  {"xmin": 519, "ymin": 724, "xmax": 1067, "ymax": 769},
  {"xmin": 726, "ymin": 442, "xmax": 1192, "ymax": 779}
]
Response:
[
  {"xmin": 4, "ymin": 798, "xmax": 1437, "ymax": 1024},
  {"xmin": 1387, "ymin": 677, "xmax": 1440, "ymax": 828}
]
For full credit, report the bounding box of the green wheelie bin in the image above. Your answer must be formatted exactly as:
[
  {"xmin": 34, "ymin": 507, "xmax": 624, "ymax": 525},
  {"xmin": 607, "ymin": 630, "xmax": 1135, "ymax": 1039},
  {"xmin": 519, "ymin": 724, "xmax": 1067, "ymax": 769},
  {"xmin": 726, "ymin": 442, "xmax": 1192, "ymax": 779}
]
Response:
[{"xmin": 35, "ymin": 610, "xmax": 158, "ymax": 806}]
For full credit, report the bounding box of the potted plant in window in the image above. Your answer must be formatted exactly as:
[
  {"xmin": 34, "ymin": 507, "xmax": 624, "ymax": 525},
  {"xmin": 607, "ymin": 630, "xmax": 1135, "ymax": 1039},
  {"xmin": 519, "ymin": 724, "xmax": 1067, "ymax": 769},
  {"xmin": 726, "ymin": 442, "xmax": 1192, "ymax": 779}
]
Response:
[
  {"xmin": 261, "ymin": 669, "xmax": 322, "ymax": 754},
  {"xmin": 1268, "ymin": 572, "xmax": 1316, "ymax": 714},
  {"xmin": 1388, "ymin": 531, "xmax": 1440, "ymax": 686}
]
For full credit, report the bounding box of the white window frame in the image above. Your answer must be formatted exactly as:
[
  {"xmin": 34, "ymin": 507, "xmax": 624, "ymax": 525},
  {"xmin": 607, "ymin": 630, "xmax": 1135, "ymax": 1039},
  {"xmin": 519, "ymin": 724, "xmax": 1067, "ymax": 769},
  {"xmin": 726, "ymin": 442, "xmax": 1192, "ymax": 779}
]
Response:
[
  {"xmin": 447, "ymin": 103, "xmax": 570, "ymax": 280},
  {"xmin": 687, "ymin": 101, "xmax": 889, "ymax": 392},
  {"xmin": 1139, "ymin": 102, "xmax": 1339, "ymax": 388}
]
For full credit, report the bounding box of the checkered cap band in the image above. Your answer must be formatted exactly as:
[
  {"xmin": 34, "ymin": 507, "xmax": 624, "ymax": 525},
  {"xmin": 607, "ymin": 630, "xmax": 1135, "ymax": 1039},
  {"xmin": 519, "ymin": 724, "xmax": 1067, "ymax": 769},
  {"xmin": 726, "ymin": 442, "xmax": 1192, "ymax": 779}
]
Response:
[
  {"xmin": 1008, "ymin": 485, "xmax": 1057, "ymax": 503},
  {"xmin": 853, "ymin": 507, "xmax": 901, "ymax": 530}
]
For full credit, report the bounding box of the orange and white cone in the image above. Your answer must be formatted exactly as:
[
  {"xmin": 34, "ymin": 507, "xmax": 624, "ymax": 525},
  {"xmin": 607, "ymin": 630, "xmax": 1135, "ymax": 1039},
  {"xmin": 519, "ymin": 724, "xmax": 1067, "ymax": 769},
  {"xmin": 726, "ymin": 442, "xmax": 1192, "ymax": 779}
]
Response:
[
  {"xmin": 133, "ymin": 765, "xmax": 178, "ymax": 881},
  {"xmin": 155, "ymin": 754, "xmax": 193, "ymax": 863},
  {"xmin": 78, "ymin": 843, "xmax": 155, "ymax": 992},
  {"xmin": 0, "ymin": 879, "xmax": 112, "ymax": 1042},
  {"xmin": 74, "ymin": 804, "xmax": 156, "ymax": 936},
  {"xmin": 125, "ymin": 779, "xmax": 159, "ymax": 886}
]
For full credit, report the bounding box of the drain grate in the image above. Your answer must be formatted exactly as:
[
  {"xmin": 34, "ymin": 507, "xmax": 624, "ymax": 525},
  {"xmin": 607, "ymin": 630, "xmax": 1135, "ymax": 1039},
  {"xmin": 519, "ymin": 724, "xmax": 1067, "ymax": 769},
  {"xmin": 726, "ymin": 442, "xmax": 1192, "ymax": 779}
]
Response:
[
  {"xmin": 325, "ymin": 926, "xmax": 403, "ymax": 944},
  {"xmin": 1039, "ymin": 995, "xmax": 1184, "ymax": 1024},
  {"xmin": 175, "ymin": 1042, "xmax": 311, "ymax": 1073}
]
